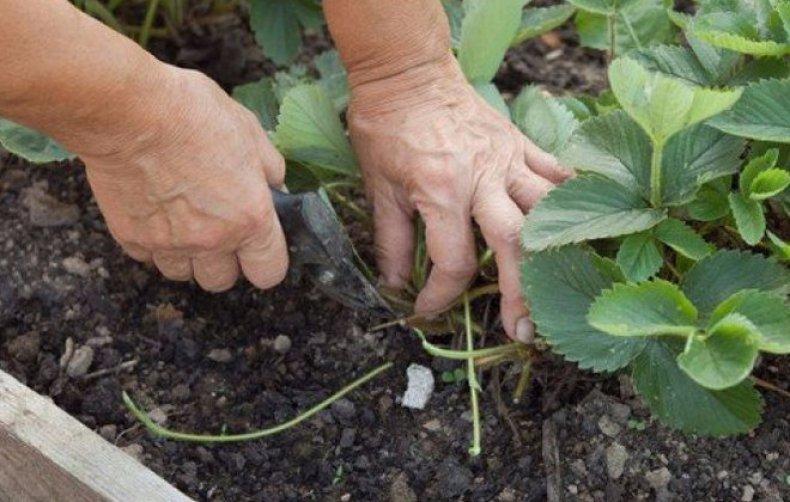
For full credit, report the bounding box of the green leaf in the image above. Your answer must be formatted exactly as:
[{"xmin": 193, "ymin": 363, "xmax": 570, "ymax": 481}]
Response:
[
  {"xmin": 249, "ymin": 0, "xmax": 323, "ymax": 66},
  {"xmin": 557, "ymin": 97, "xmax": 594, "ymax": 121},
  {"xmin": 521, "ymin": 175, "xmax": 666, "ymax": 251},
  {"xmin": 749, "ymin": 169, "xmax": 790, "ymax": 199},
  {"xmin": 653, "ymin": 218, "xmax": 713, "ymax": 260},
  {"xmin": 0, "ymin": 119, "xmax": 74, "ymax": 163},
  {"xmin": 616, "ymin": 232, "xmax": 663, "ymax": 282},
  {"xmin": 473, "ymin": 82, "xmax": 511, "ymax": 118},
  {"xmin": 709, "ymin": 79, "xmax": 790, "ymax": 142},
  {"xmin": 690, "ymin": 11, "xmax": 790, "ymax": 56},
  {"xmin": 522, "ymin": 246, "xmax": 647, "ymax": 371},
  {"xmin": 560, "ymin": 111, "xmax": 651, "ymax": 195},
  {"xmin": 315, "ymin": 50, "xmax": 349, "ymax": 112},
  {"xmin": 661, "ymin": 124, "xmax": 745, "ymax": 205},
  {"xmin": 273, "ymin": 84, "xmax": 359, "ymax": 179},
  {"xmin": 511, "ymin": 86, "xmax": 577, "ymax": 154},
  {"xmin": 728, "ymin": 192, "xmax": 766, "ymax": 245},
  {"xmin": 575, "ymin": 0, "xmax": 677, "ymax": 55},
  {"xmin": 630, "ymin": 41, "xmax": 742, "ymax": 86},
  {"xmin": 232, "ymin": 78, "xmax": 279, "ymax": 130},
  {"xmin": 740, "ymin": 148, "xmax": 779, "ymax": 198},
  {"xmin": 512, "ymin": 5, "xmax": 577, "ymax": 45},
  {"xmin": 458, "ymin": 0, "xmax": 528, "ymax": 82},
  {"xmin": 677, "ymin": 314, "xmax": 759, "ymax": 390},
  {"xmin": 609, "ymin": 58, "xmax": 742, "ymax": 143},
  {"xmin": 766, "ymin": 230, "xmax": 790, "ymax": 262},
  {"xmin": 588, "ymin": 280, "xmax": 699, "ymax": 337},
  {"xmin": 709, "ymin": 290, "xmax": 790, "ymax": 354},
  {"xmin": 633, "ymin": 339, "xmax": 763, "ymax": 436},
  {"xmin": 567, "ymin": 0, "xmax": 623, "ymax": 15},
  {"xmin": 443, "ymin": 0, "xmax": 465, "ymax": 50},
  {"xmin": 681, "ymin": 249, "xmax": 790, "ymax": 315},
  {"xmin": 686, "ymin": 177, "xmax": 732, "ymax": 221}
]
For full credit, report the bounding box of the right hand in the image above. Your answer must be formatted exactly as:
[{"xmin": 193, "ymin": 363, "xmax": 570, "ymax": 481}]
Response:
[{"xmin": 80, "ymin": 65, "xmax": 288, "ymax": 292}]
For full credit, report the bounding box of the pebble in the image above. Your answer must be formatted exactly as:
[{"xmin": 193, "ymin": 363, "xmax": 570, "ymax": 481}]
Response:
[
  {"xmin": 21, "ymin": 185, "xmax": 80, "ymax": 227},
  {"xmin": 207, "ymin": 348, "xmax": 233, "ymax": 363},
  {"xmin": 6, "ymin": 331, "xmax": 41, "ymax": 363},
  {"xmin": 273, "ymin": 334, "xmax": 292, "ymax": 354},
  {"xmin": 598, "ymin": 415, "xmax": 621, "ymax": 437},
  {"xmin": 331, "ymin": 398, "xmax": 356, "ymax": 422},
  {"xmin": 99, "ymin": 424, "xmax": 117, "ymax": 442},
  {"xmin": 645, "ymin": 467, "xmax": 671, "ymax": 490},
  {"xmin": 741, "ymin": 485, "xmax": 755, "ymax": 502},
  {"xmin": 401, "ymin": 363, "xmax": 434, "ymax": 410},
  {"xmin": 121, "ymin": 443, "xmax": 144, "ymax": 463},
  {"xmin": 339, "ymin": 428, "xmax": 356, "ymax": 448},
  {"xmin": 62, "ymin": 256, "xmax": 91, "ymax": 277},
  {"xmin": 66, "ymin": 345, "xmax": 94, "ymax": 378},
  {"xmin": 171, "ymin": 383, "xmax": 191, "ymax": 402},
  {"xmin": 148, "ymin": 407, "xmax": 168, "ymax": 426},
  {"xmin": 422, "ymin": 419, "xmax": 442, "ymax": 432},
  {"xmin": 605, "ymin": 442, "xmax": 628, "ymax": 480}
]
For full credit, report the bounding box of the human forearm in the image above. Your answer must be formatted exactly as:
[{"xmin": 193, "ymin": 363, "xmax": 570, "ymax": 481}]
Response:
[{"xmin": 0, "ymin": 0, "xmax": 172, "ymax": 158}]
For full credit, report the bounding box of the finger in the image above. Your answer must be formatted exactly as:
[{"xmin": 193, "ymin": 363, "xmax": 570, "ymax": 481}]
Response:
[
  {"xmin": 237, "ymin": 214, "xmax": 289, "ymax": 290},
  {"xmin": 259, "ymin": 138, "xmax": 286, "ymax": 188},
  {"xmin": 373, "ymin": 192, "xmax": 415, "ymax": 289},
  {"xmin": 472, "ymin": 192, "xmax": 532, "ymax": 343},
  {"xmin": 508, "ymin": 165, "xmax": 555, "ymax": 212},
  {"xmin": 193, "ymin": 253, "xmax": 240, "ymax": 292},
  {"xmin": 122, "ymin": 242, "xmax": 153, "ymax": 263},
  {"xmin": 414, "ymin": 204, "xmax": 477, "ymax": 315},
  {"xmin": 522, "ymin": 137, "xmax": 573, "ymax": 184},
  {"xmin": 152, "ymin": 252, "xmax": 193, "ymax": 281}
]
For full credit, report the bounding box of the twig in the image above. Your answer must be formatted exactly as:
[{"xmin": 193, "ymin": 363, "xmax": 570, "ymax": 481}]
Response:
[
  {"xmin": 512, "ymin": 359, "xmax": 532, "ymax": 404},
  {"xmin": 138, "ymin": 0, "xmax": 161, "ymax": 47},
  {"xmin": 83, "ymin": 359, "xmax": 138, "ymax": 381},
  {"xmin": 752, "ymin": 376, "xmax": 790, "ymax": 398},
  {"xmin": 123, "ymin": 362, "xmax": 392, "ymax": 442},
  {"xmin": 464, "ymin": 293, "xmax": 482, "ymax": 456}
]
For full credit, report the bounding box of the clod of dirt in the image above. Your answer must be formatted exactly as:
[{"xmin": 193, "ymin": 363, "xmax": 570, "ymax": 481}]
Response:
[
  {"xmin": 21, "ymin": 184, "xmax": 79, "ymax": 227},
  {"xmin": 121, "ymin": 443, "xmax": 145, "ymax": 463},
  {"xmin": 6, "ymin": 331, "xmax": 41, "ymax": 363},
  {"xmin": 606, "ymin": 442, "xmax": 628, "ymax": 479},
  {"xmin": 646, "ymin": 466, "xmax": 672, "ymax": 492},
  {"xmin": 207, "ymin": 348, "xmax": 233, "ymax": 363},
  {"xmin": 66, "ymin": 345, "xmax": 94, "ymax": 378},
  {"xmin": 389, "ymin": 472, "xmax": 417, "ymax": 502},
  {"xmin": 401, "ymin": 363, "xmax": 434, "ymax": 410},
  {"xmin": 434, "ymin": 457, "xmax": 472, "ymax": 498},
  {"xmin": 62, "ymin": 255, "xmax": 92, "ymax": 277}
]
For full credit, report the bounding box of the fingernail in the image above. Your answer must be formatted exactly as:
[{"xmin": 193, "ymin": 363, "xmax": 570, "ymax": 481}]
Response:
[{"xmin": 516, "ymin": 317, "xmax": 534, "ymax": 344}]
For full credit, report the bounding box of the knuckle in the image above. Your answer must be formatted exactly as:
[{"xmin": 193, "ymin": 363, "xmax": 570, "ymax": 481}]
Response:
[
  {"xmin": 438, "ymin": 259, "xmax": 477, "ymax": 281},
  {"xmin": 194, "ymin": 229, "xmax": 226, "ymax": 251}
]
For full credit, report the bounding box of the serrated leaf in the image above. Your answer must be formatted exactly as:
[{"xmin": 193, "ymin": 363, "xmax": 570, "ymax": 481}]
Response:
[
  {"xmin": 653, "ymin": 218, "xmax": 713, "ymax": 260},
  {"xmin": 273, "ymin": 84, "xmax": 359, "ymax": 179},
  {"xmin": 232, "ymin": 78, "xmax": 279, "ymax": 130},
  {"xmin": 557, "ymin": 97, "xmax": 594, "ymax": 121},
  {"xmin": 728, "ymin": 192, "xmax": 766, "ymax": 245},
  {"xmin": 633, "ymin": 339, "xmax": 763, "ymax": 436},
  {"xmin": 709, "ymin": 290, "xmax": 790, "ymax": 353},
  {"xmin": 315, "ymin": 50, "xmax": 349, "ymax": 112},
  {"xmin": 443, "ymin": 0, "xmax": 465, "ymax": 50},
  {"xmin": 681, "ymin": 249, "xmax": 790, "ymax": 315},
  {"xmin": 473, "ymin": 81, "xmax": 510, "ymax": 118},
  {"xmin": 677, "ymin": 313, "xmax": 759, "ymax": 390},
  {"xmin": 512, "ymin": 5, "xmax": 577, "ymax": 45},
  {"xmin": 249, "ymin": 0, "xmax": 323, "ymax": 66},
  {"xmin": 567, "ymin": 0, "xmax": 623, "ymax": 15},
  {"xmin": 690, "ymin": 11, "xmax": 790, "ymax": 56},
  {"xmin": 609, "ymin": 58, "xmax": 742, "ymax": 143},
  {"xmin": 0, "ymin": 119, "xmax": 74, "ymax": 163},
  {"xmin": 521, "ymin": 175, "xmax": 666, "ymax": 251},
  {"xmin": 709, "ymin": 79, "xmax": 790, "ymax": 142},
  {"xmin": 458, "ymin": 0, "xmax": 528, "ymax": 82},
  {"xmin": 686, "ymin": 178, "xmax": 732, "ymax": 221},
  {"xmin": 766, "ymin": 230, "xmax": 790, "ymax": 262},
  {"xmin": 511, "ymin": 86, "xmax": 577, "ymax": 154},
  {"xmin": 616, "ymin": 232, "xmax": 663, "ymax": 282},
  {"xmin": 740, "ymin": 148, "xmax": 779, "ymax": 197},
  {"xmin": 522, "ymin": 246, "xmax": 647, "ymax": 371},
  {"xmin": 630, "ymin": 41, "xmax": 743, "ymax": 86},
  {"xmin": 588, "ymin": 280, "xmax": 699, "ymax": 337},
  {"xmin": 575, "ymin": 0, "xmax": 677, "ymax": 55},
  {"xmin": 750, "ymin": 168, "xmax": 790, "ymax": 199}
]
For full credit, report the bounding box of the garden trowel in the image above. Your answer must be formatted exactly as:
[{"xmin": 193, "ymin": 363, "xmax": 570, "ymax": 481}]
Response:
[{"xmin": 271, "ymin": 188, "xmax": 391, "ymax": 316}]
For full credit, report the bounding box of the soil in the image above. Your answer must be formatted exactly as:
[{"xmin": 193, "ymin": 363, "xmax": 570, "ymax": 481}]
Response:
[{"xmin": 1, "ymin": 6, "xmax": 789, "ymax": 502}]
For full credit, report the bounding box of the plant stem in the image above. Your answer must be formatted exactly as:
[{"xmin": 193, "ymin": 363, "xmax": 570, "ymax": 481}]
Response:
[
  {"xmin": 464, "ymin": 293, "xmax": 482, "ymax": 456},
  {"xmin": 324, "ymin": 186, "xmax": 369, "ymax": 222},
  {"xmin": 752, "ymin": 376, "xmax": 790, "ymax": 398},
  {"xmin": 650, "ymin": 140, "xmax": 665, "ymax": 207},
  {"xmin": 138, "ymin": 0, "xmax": 161, "ymax": 47},
  {"xmin": 607, "ymin": 13, "xmax": 616, "ymax": 61},
  {"xmin": 414, "ymin": 329, "xmax": 519, "ymax": 361},
  {"xmin": 619, "ymin": 11, "xmax": 642, "ymax": 50},
  {"xmin": 123, "ymin": 362, "xmax": 393, "ymax": 442},
  {"xmin": 511, "ymin": 359, "xmax": 532, "ymax": 404}
]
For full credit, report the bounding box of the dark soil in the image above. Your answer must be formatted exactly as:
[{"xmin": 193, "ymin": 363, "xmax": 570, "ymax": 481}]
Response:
[{"xmin": 1, "ymin": 7, "xmax": 789, "ymax": 502}]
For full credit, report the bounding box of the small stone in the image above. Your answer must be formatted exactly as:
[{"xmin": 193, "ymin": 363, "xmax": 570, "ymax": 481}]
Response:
[
  {"xmin": 497, "ymin": 487, "xmax": 517, "ymax": 502},
  {"xmin": 171, "ymin": 384, "xmax": 190, "ymax": 402},
  {"xmin": 741, "ymin": 485, "xmax": 755, "ymax": 502},
  {"xmin": 66, "ymin": 346, "xmax": 94, "ymax": 378},
  {"xmin": 570, "ymin": 459, "xmax": 588, "ymax": 478},
  {"xmin": 646, "ymin": 467, "xmax": 671, "ymax": 490},
  {"xmin": 148, "ymin": 407, "xmax": 168, "ymax": 426},
  {"xmin": 62, "ymin": 256, "xmax": 91, "ymax": 277},
  {"xmin": 598, "ymin": 415, "xmax": 621, "ymax": 437},
  {"xmin": 765, "ymin": 452, "xmax": 779, "ymax": 461},
  {"xmin": 98, "ymin": 424, "xmax": 117, "ymax": 442},
  {"xmin": 340, "ymin": 494, "xmax": 351, "ymax": 502},
  {"xmin": 605, "ymin": 442, "xmax": 628, "ymax": 480},
  {"xmin": 717, "ymin": 470, "xmax": 729, "ymax": 480},
  {"xmin": 422, "ymin": 419, "xmax": 442, "ymax": 432},
  {"xmin": 401, "ymin": 363, "xmax": 434, "ymax": 410},
  {"xmin": 207, "ymin": 348, "xmax": 233, "ymax": 363},
  {"xmin": 608, "ymin": 402, "xmax": 632, "ymax": 423},
  {"xmin": 121, "ymin": 444, "xmax": 144, "ymax": 463},
  {"xmin": 21, "ymin": 185, "xmax": 79, "ymax": 227},
  {"xmin": 6, "ymin": 331, "xmax": 40, "ymax": 363},
  {"xmin": 389, "ymin": 473, "xmax": 417, "ymax": 502},
  {"xmin": 331, "ymin": 398, "xmax": 357, "ymax": 421},
  {"xmin": 339, "ymin": 428, "xmax": 356, "ymax": 448},
  {"xmin": 273, "ymin": 335, "xmax": 292, "ymax": 354},
  {"xmin": 567, "ymin": 485, "xmax": 578, "ymax": 495}
]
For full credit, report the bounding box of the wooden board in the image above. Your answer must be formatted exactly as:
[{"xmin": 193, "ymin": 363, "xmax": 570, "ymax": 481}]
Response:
[{"xmin": 0, "ymin": 370, "xmax": 191, "ymax": 502}]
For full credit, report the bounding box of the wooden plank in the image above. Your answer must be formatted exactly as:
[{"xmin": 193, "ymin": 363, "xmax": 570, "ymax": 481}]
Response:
[{"xmin": 0, "ymin": 370, "xmax": 191, "ymax": 502}]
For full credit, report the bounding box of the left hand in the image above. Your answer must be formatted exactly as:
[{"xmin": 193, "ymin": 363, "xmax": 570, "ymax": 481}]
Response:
[{"xmin": 347, "ymin": 56, "xmax": 571, "ymax": 343}]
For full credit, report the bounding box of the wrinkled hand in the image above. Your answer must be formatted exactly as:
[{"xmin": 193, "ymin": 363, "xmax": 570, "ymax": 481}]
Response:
[
  {"xmin": 81, "ymin": 66, "xmax": 288, "ymax": 292},
  {"xmin": 348, "ymin": 57, "xmax": 570, "ymax": 342}
]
